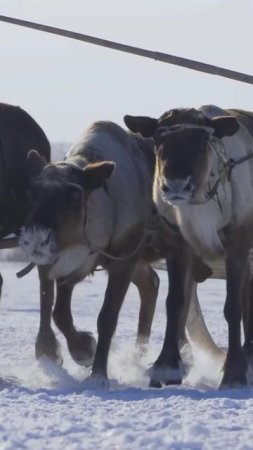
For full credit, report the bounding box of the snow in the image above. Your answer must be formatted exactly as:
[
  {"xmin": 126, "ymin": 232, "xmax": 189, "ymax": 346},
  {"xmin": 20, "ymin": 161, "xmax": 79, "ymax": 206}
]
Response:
[{"xmin": 0, "ymin": 261, "xmax": 253, "ymax": 449}]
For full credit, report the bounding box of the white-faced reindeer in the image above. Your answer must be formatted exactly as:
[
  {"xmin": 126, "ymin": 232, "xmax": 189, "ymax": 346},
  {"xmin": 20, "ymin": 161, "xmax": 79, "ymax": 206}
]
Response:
[
  {"xmin": 20, "ymin": 121, "xmax": 162, "ymax": 378},
  {"xmin": 20, "ymin": 119, "xmax": 221, "ymax": 382},
  {"xmin": 125, "ymin": 105, "xmax": 253, "ymax": 387}
]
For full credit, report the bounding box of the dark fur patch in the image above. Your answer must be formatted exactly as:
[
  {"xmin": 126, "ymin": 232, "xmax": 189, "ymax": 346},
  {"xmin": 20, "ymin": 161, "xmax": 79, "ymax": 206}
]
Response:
[
  {"xmin": 156, "ymin": 127, "xmax": 210, "ymax": 183},
  {"xmin": 0, "ymin": 102, "xmax": 50, "ymax": 236}
]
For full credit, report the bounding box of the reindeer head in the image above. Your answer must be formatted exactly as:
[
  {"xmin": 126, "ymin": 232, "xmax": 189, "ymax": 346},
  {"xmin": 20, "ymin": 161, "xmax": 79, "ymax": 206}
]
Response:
[
  {"xmin": 124, "ymin": 108, "xmax": 239, "ymax": 205},
  {"xmin": 20, "ymin": 150, "xmax": 115, "ymax": 266}
]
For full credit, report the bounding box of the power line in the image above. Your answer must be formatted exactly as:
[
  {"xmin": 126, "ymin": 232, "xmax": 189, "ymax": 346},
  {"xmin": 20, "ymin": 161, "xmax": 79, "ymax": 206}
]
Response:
[{"xmin": 0, "ymin": 14, "xmax": 252, "ymax": 85}]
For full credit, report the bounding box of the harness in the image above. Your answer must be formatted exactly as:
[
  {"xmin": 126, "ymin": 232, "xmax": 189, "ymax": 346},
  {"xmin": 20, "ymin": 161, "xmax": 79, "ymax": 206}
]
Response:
[
  {"xmin": 206, "ymin": 139, "xmax": 253, "ymax": 203},
  {"xmin": 81, "ymin": 199, "xmax": 156, "ymax": 262},
  {"xmin": 160, "ymin": 123, "xmax": 253, "ymax": 204}
]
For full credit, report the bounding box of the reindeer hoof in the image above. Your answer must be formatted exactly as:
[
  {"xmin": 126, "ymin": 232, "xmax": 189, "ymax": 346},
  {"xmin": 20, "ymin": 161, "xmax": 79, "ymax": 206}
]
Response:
[
  {"xmin": 220, "ymin": 356, "xmax": 248, "ymax": 388},
  {"xmin": 149, "ymin": 379, "xmax": 162, "ymax": 388},
  {"xmin": 67, "ymin": 331, "xmax": 96, "ymax": 367},
  {"xmin": 35, "ymin": 331, "xmax": 63, "ymax": 365},
  {"xmin": 220, "ymin": 373, "xmax": 247, "ymax": 389},
  {"xmin": 84, "ymin": 373, "xmax": 110, "ymax": 389},
  {"xmin": 148, "ymin": 364, "xmax": 183, "ymax": 387}
]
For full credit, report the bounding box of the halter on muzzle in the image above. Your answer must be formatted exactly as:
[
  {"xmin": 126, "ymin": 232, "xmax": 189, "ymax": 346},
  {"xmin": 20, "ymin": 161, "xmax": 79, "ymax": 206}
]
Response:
[{"xmin": 157, "ymin": 123, "xmax": 253, "ymax": 205}]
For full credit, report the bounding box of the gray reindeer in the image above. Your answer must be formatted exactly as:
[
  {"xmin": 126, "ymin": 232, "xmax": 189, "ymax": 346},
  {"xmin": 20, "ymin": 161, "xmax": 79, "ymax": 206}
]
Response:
[{"xmin": 124, "ymin": 105, "xmax": 253, "ymax": 387}]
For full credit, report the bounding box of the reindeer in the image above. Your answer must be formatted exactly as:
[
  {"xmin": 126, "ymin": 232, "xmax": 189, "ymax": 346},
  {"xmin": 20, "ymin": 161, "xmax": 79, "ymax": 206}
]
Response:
[
  {"xmin": 19, "ymin": 121, "xmax": 161, "ymax": 377},
  {"xmin": 124, "ymin": 105, "xmax": 253, "ymax": 387},
  {"xmin": 20, "ymin": 119, "xmax": 222, "ymax": 381},
  {"xmin": 0, "ymin": 102, "xmax": 60, "ymax": 361}
]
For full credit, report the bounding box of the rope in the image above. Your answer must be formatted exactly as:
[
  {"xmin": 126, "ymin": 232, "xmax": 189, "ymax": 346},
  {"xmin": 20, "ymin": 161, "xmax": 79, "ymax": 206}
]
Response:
[
  {"xmin": 84, "ymin": 231, "xmax": 148, "ymax": 261},
  {"xmin": 15, "ymin": 233, "xmax": 147, "ymax": 279},
  {"xmin": 16, "ymin": 262, "xmax": 35, "ymax": 278},
  {"xmin": 0, "ymin": 15, "xmax": 252, "ymax": 85},
  {"xmin": 204, "ymin": 142, "xmax": 253, "ymax": 202}
]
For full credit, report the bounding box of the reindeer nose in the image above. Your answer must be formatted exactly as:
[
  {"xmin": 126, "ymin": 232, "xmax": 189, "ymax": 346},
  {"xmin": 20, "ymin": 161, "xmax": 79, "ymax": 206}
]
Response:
[{"xmin": 33, "ymin": 248, "xmax": 43, "ymax": 258}]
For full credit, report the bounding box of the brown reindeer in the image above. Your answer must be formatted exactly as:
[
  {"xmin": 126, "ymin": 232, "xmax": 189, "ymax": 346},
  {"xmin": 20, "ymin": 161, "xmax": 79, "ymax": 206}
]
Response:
[
  {"xmin": 20, "ymin": 120, "xmax": 221, "ymax": 381},
  {"xmin": 20, "ymin": 121, "xmax": 161, "ymax": 377},
  {"xmin": 124, "ymin": 105, "xmax": 253, "ymax": 387},
  {"xmin": 0, "ymin": 102, "xmax": 60, "ymax": 362}
]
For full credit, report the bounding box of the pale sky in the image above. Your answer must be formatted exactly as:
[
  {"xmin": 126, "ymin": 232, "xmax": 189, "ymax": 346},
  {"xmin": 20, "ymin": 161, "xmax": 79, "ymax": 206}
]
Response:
[{"xmin": 0, "ymin": 0, "xmax": 252, "ymax": 142}]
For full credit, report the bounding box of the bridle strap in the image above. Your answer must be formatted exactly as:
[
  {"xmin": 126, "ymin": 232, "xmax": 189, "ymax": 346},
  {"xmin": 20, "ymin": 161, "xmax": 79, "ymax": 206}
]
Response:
[{"xmin": 205, "ymin": 141, "xmax": 253, "ymax": 202}]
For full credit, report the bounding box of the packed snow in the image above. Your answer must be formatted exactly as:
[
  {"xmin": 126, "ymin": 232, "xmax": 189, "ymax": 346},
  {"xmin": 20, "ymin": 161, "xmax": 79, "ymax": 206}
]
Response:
[{"xmin": 0, "ymin": 261, "xmax": 253, "ymax": 450}]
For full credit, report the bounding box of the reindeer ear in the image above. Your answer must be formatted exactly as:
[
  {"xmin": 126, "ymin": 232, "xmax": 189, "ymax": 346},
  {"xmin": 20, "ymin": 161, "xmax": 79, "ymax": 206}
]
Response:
[
  {"xmin": 124, "ymin": 115, "xmax": 158, "ymax": 137},
  {"xmin": 207, "ymin": 116, "xmax": 240, "ymax": 138},
  {"xmin": 82, "ymin": 161, "xmax": 115, "ymax": 190},
  {"xmin": 27, "ymin": 149, "xmax": 47, "ymax": 177}
]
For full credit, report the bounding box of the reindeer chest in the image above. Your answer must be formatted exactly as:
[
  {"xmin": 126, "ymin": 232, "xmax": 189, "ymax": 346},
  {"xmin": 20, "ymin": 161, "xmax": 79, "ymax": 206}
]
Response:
[{"xmin": 155, "ymin": 185, "xmax": 232, "ymax": 260}]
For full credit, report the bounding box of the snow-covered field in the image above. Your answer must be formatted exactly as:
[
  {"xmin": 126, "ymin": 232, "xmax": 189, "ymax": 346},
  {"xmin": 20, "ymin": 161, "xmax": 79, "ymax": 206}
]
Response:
[{"xmin": 0, "ymin": 261, "xmax": 253, "ymax": 450}]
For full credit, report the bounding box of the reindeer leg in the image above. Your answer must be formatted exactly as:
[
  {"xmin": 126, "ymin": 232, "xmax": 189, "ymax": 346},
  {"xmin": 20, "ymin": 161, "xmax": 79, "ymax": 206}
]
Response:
[
  {"xmin": 0, "ymin": 273, "xmax": 3, "ymax": 299},
  {"xmin": 53, "ymin": 281, "xmax": 96, "ymax": 367},
  {"xmin": 186, "ymin": 282, "xmax": 225, "ymax": 362},
  {"xmin": 221, "ymin": 249, "xmax": 248, "ymax": 387},
  {"xmin": 131, "ymin": 262, "xmax": 159, "ymax": 352},
  {"xmin": 91, "ymin": 259, "xmax": 136, "ymax": 379},
  {"xmin": 242, "ymin": 264, "xmax": 253, "ymax": 358},
  {"xmin": 35, "ymin": 266, "xmax": 62, "ymax": 364},
  {"xmin": 149, "ymin": 250, "xmax": 192, "ymax": 387}
]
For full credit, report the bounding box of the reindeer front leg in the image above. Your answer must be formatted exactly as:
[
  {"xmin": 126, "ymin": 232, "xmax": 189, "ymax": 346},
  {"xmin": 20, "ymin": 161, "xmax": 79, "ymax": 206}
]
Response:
[
  {"xmin": 132, "ymin": 262, "xmax": 160, "ymax": 352},
  {"xmin": 53, "ymin": 281, "xmax": 96, "ymax": 367},
  {"xmin": 149, "ymin": 248, "xmax": 193, "ymax": 387},
  {"xmin": 221, "ymin": 248, "xmax": 249, "ymax": 387},
  {"xmin": 91, "ymin": 259, "xmax": 136, "ymax": 379},
  {"xmin": 35, "ymin": 265, "xmax": 62, "ymax": 364},
  {"xmin": 242, "ymin": 265, "xmax": 253, "ymax": 358}
]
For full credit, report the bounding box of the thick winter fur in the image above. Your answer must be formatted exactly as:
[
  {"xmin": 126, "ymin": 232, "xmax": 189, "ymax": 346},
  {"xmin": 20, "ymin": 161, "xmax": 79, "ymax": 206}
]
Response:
[
  {"xmin": 22, "ymin": 122, "xmax": 155, "ymax": 279},
  {"xmin": 21, "ymin": 121, "xmax": 164, "ymax": 378},
  {"xmin": 0, "ymin": 102, "xmax": 50, "ymax": 236},
  {"xmin": 124, "ymin": 105, "xmax": 253, "ymax": 387},
  {"xmin": 22, "ymin": 118, "xmax": 225, "ymax": 382},
  {"xmin": 0, "ymin": 103, "xmax": 56, "ymax": 365}
]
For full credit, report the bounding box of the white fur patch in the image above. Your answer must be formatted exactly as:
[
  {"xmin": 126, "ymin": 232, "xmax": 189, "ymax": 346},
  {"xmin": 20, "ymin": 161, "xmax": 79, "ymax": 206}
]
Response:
[
  {"xmin": 19, "ymin": 226, "xmax": 58, "ymax": 265},
  {"xmin": 154, "ymin": 180, "xmax": 231, "ymax": 260},
  {"xmin": 19, "ymin": 226, "xmax": 99, "ymax": 281},
  {"xmin": 49, "ymin": 244, "xmax": 97, "ymax": 280},
  {"xmin": 175, "ymin": 204, "xmax": 225, "ymax": 259}
]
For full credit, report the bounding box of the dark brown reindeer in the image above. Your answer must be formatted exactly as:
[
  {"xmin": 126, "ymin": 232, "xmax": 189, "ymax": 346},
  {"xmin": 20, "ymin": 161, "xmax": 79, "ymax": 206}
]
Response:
[
  {"xmin": 0, "ymin": 102, "xmax": 58, "ymax": 361},
  {"xmin": 124, "ymin": 105, "xmax": 253, "ymax": 387},
  {"xmin": 20, "ymin": 119, "xmax": 221, "ymax": 381}
]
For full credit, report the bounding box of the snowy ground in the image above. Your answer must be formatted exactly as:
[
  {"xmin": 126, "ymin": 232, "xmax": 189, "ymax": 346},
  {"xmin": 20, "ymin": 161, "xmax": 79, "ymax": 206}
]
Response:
[{"xmin": 0, "ymin": 262, "xmax": 253, "ymax": 450}]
